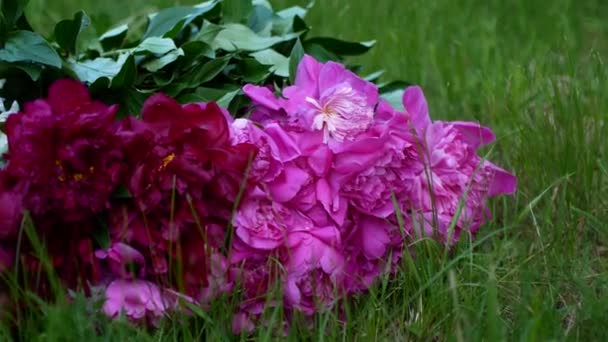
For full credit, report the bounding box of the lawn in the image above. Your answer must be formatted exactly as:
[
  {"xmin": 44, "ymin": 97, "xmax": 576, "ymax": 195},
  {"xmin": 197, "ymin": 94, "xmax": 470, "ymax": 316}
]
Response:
[{"xmin": 6, "ymin": 0, "xmax": 608, "ymax": 340}]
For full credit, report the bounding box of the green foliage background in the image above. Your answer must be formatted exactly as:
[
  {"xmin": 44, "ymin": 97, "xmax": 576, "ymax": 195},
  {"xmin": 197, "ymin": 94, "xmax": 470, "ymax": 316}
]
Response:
[{"xmin": 2, "ymin": 0, "xmax": 607, "ymax": 340}]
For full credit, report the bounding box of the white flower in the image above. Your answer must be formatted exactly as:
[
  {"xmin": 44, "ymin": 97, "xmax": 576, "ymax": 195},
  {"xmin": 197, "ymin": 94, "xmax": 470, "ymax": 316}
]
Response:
[{"xmin": 0, "ymin": 78, "xmax": 19, "ymax": 156}]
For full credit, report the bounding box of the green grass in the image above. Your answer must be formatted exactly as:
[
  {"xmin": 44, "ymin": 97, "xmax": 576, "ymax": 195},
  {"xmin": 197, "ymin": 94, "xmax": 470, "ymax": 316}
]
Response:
[{"xmin": 6, "ymin": 0, "xmax": 608, "ymax": 340}]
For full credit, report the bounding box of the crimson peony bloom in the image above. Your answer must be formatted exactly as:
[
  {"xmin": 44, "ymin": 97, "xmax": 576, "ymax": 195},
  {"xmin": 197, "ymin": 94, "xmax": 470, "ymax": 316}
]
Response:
[
  {"xmin": 104, "ymin": 94, "xmax": 257, "ymax": 301},
  {"xmin": 3, "ymin": 79, "xmax": 124, "ymax": 222}
]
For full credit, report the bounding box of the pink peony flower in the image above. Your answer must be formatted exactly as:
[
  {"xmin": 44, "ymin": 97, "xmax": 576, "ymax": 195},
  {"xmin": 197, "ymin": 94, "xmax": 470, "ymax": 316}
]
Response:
[
  {"xmin": 401, "ymin": 86, "xmax": 517, "ymax": 241},
  {"xmin": 103, "ymin": 279, "xmax": 171, "ymax": 323},
  {"xmin": 95, "ymin": 242, "xmax": 146, "ymax": 279},
  {"xmin": 284, "ymin": 226, "xmax": 344, "ymax": 315},
  {"xmin": 231, "ymin": 118, "xmax": 299, "ymax": 183},
  {"xmin": 234, "ymin": 192, "xmax": 313, "ymax": 250},
  {"xmin": 244, "ymin": 55, "xmax": 378, "ymax": 143},
  {"xmin": 342, "ymin": 213, "xmax": 403, "ymax": 292}
]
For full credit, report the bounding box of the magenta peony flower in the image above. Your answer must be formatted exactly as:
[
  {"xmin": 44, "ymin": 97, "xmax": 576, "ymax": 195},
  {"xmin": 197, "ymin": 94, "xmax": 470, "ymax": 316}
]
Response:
[
  {"xmin": 231, "ymin": 118, "xmax": 300, "ymax": 183},
  {"xmin": 3, "ymin": 79, "xmax": 123, "ymax": 222},
  {"xmin": 401, "ymin": 86, "xmax": 517, "ymax": 240},
  {"xmin": 284, "ymin": 226, "xmax": 344, "ymax": 315},
  {"xmin": 234, "ymin": 192, "xmax": 314, "ymax": 250},
  {"xmin": 103, "ymin": 279, "xmax": 171, "ymax": 323},
  {"xmin": 95, "ymin": 242, "xmax": 146, "ymax": 279},
  {"xmin": 244, "ymin": 55, "xmax": 378, "ymax": 143},
  {"xmin": 341, "ymin": 213, "xmax": 403, "ymax": 292}
]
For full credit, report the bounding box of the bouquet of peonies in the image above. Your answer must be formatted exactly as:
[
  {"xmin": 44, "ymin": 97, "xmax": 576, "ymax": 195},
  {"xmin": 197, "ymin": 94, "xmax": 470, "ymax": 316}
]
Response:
[{"xmin": 0, "ymin": 54, "xmax": 515, "ymax": 331}]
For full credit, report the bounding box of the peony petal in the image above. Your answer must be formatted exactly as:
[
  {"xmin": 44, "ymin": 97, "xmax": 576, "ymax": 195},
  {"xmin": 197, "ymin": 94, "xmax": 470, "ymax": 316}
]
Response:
[
  {"xmin": 402, "ymin": 86, "xmax": 431, "ymax": 132},
  {"xmin": 243, "ymin": 84, "xmax": 282, "ymax": 111},
  {"xmin": 264, "ymin": 123, "xmax": 301, "ymax": 162},
  {"xmin": 48, "ymin": 79, "xmax": 91, "ymax": 114},
  {"xmin": 141, "ymin": 93, "xmax": 183, "ymax": 124},
  {"xmin": 359, "ymin": 215, "xmax": 391, "ymax": 259},
  {"xmin": 268, "ymin": 165, "xmax": 309, "ymax": 202},
  {"xmin": 293, "ymin": 55, "xmax": 322, "ymax": 96},
  {"xmin": 486, "ymin": 162, "xmax": 517, "ymax": 196},
  {"xmin": 452, "ymin": 121, "xmax": 496, "ymax": 148}
]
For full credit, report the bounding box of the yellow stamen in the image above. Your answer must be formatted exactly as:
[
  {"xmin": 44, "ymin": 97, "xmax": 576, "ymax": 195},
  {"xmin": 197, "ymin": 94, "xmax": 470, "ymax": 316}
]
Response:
[
  {"xmin": 73, "ymin": 173, "xmax": 84, "ymax": 181},
  {"xmin": 161, "ymin": 153, "xmax": 176, "ymax": 169}
]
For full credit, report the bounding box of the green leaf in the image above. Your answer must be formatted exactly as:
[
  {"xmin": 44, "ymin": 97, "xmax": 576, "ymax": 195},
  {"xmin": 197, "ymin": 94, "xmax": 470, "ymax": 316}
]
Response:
[
  {"xmin": 177, "ymin": 85, "xmax": 239, "ymax": 103},
  {"xmin": 194, "ymin": 20, "xmax": 223, "ymax": 45},
  {"xmin": 250, "ymin": 49, "xmax": 288, "ymax": 77},
  {"xmin": 92, "ymin": 220, "xmax": 111, "ymax": 249},
  {"xmin": 233, "ymin": 58, "xmax": 271, "ymax": 83},
  {"xmin": 111, "ymin": 54, "xmax": 136, "ymax": 89},
  {"xmin": 181, "ymin": 40, "xmax": 215, "ymax": 61},
  {"xmin": 378, "ymin": 80, "xmax": 411, "ymax": 93},
  {"xmin": 54, "ymin": 10, "xmax": 90, "ymax": 55},
  {"xmin": 143, "ymin": 0, "xmax": 219, "ymax": 39},
  {"xmin": 0, "ymin": 30, "xmax": 61, "ymax": 69},
  {"xmin": 112, "ymin": 185, "xmax": 132, "ymax": 199},
  {"xmin": 363, "ymin": 70, "xmax": 385, "ymax": 82},
  {"xmin": 143, "ymin": 48, "xmax": 184, "ymax": 72},
  {"xmin": 190, "ymin": 56, "xmax": 231, "ymax": 85},
  {"xmin": 180, "ymin": 87, "xmax": 239, "ymax": 108},
  {"xmin": 247, "ymin": 4, "xmax": 273, "ymax": 34},
  {"xmin": 272, "ymin": 5, "xmax": 308, "ymax": 35},
  {"xmin": 289, "ymin": 38, "xmax": 304, "ymax": 83},
  {"xmin": 305, "ymin": 37, "xmax": 375, "ymax": 56},
  {"xmin": 67, "ymin": 53, "xmax": 129, "ymax": 84},
  {"xmin": 303, "ymin": 42, "xmax": 338, "ymax": 63},
  {"xmin": 213, "ymin": 23, "xmax": 300, "ymax": 52},
  {"xmin": 380, "ymin": 89, "xmax": 404, "ymax": 111},
  {"xmin": 165, "ymin": 56, "xmax": 231, "ymax": 96},
  {"xmin": 99, "ymin": 24, "xmax": 128, "ymax": 51},
  {"xmin": 135, "ymin": 37, "xmax": 179, "ymax": 56},
  {"xmin": 223, "ymin": 0, "xmax": 253, "ymax": 24},
  {"xmin": 2, "ymin": 0, "xmax": 30, "ymax": 27},
  {"xmin": 14, "ymin": 63, "xmax": 42, "ymax": 80}
]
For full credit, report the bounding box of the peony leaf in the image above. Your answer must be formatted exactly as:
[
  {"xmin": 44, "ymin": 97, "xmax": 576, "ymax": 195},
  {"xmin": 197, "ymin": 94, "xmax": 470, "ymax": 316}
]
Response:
[
  {"xmin": 134, "ymin": 37, "xmax": 178, "ymax": 56},
  {"xmin": 1, "ymin": 0, "xmax": 29, "ymax": 27},
  {"xmin": 181, "ymin": 40, "xmax": 215, "ymax": 62},
  {"xmin": 0, "ymin": 30, "xmax": 61, "ymax": 69},
  {"xmin": 194, "ymin": 20, "xmax": 223, "ymax": 45},
  {"xmin": 289, "ymin": 38, "xmax": 304, "ymax": 83},
  {"xmin": 67, "ymin": 53, "xmax": 129, "ymax": 84},
  {"xmin": 223, "ymin": 0, "xmax": 253, "ymax": 24},
  {"xmin": 304, "ymin": 37, "xmax": 375, "ymax": 56},
  {"xmin": 363, "ymin": 70, "xmax": 385, "ymax": 82},
  {"xmin": 247, "ymin": 4, "xmax": 273, "ymax": 34},
  {"xmin": 250, "ymin": 49, "xmax": 289, "ymax": 77},
  {"xmin": 143, "ymin": 0, "xmax": 219, "ymax": 39},
  {"xmin": 110, "ymin": 54, "xmax": 136, "ymax": 89},
  {"xmin": 143, "ymin": 48, "xmax": 184, "ymax": 72},
  {"xmin": 272, "ymin": 5, "xmax": 309, "ymax": 36},
  {"xmin": 99, "ymin": 24, "xmax": 128, "ymax": 50},
  {"xmin": 190, "ymin": 55, "xmax": 231, "ymax": 85},
  {"xmin": 380, "ymin": 89, "xmax": 405, "ymax": 111},
  {"xmin": 54, "ymin": 10, "xmax": 90, "ymax": 55},
  {"xmin": 212, "ymin": 23, "xmax": 300, "ymax": 52},
  {"xmin": 234, "ymin": 58, "xmax": 271, "ymax": 83}
]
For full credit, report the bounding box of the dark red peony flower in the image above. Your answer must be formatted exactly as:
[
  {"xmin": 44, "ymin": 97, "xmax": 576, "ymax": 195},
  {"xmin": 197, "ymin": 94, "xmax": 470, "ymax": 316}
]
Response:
[
  {"xmin": 0, "ymin": 171, "xmax": 23, "ymax": 239},
  {"xmin": 4, "ymin": 79, "xmax": 124, "ymax": 222},
  {"xmin": 103, "ymin": 93, "xmax": 257, "ymax": 300}
]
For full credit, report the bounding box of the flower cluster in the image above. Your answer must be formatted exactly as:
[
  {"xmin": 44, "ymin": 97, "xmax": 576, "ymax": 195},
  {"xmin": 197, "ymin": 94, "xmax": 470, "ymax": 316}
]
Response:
[
  {"xmin": 0, "ymin": 55, "xmax": 515, "ymax": 331},
  {"xmin": 233, "ymin": 55, "xmax": 516, "ymax": 330}
]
